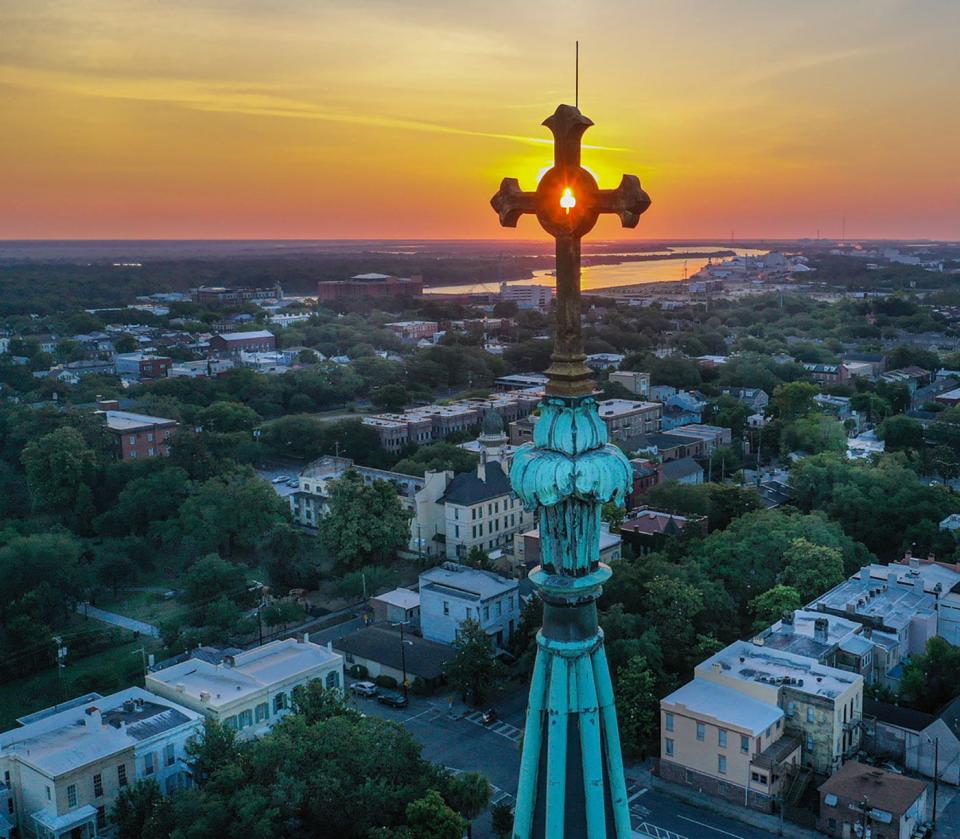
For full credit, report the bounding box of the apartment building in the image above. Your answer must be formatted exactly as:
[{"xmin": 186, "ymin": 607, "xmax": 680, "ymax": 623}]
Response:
[
  {"xmin": 498, "ymin": 282, "xmax": 553, "ymax": 310},
  {"xmin": 608, "ymin": 370, "xmax": 650, "ymax": 397},
  {"xmin": 315, "ymin": 273, "xmax": 423, "ymax": 302},
  {"xmin": 660, "ymin": 679, "xmax": 801, "ymax": 812},
  {"xmin": 145, "ymin": 638, "xmax": 343, "ymax": 740},
  {"xmin": 191, "ymin": 284, "xmax": 282, "ymax": 306},
  {"xmin": 695, "ymin": 641, "xmax": 864, "ymax": 777},
  {"xmin": 594, "ymin": 399, "xmax": 662, "ymax": 446},
  {"xmin": 663, "ymin": 423, "xmax": 732, "ymax": 454},
  {"xmin": 383, "ymin": 321, "xmax": 439, "ymax": 341},
  {"xmin": 0, "ymin": 688, "xmax": 202, "ymax": 839},
  {"xmin": 208, "ymin": 330, "xmax": 277, "ymax": 356},
  {"xmin": 419, "ymin": 563, "xmax": 520, "ymax": 647},
  {"xmin": 113, "ymin": 353, "xmax": 171, "ymax": 381},
  {"xmin": 100, "ymin": 410, "xmax": 179, "ymax": 461}
]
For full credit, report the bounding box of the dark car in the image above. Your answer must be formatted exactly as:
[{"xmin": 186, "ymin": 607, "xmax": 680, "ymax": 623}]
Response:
[
  {"xmin": 481, "ymin": 708, "xmax": 498, "ymax": 725},
  {"xmin": 377, "ymin": 691, "xmax": 409, "ymax": 709}
]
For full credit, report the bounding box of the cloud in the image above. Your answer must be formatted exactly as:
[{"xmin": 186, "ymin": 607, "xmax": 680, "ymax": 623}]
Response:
[{"xmin": 0, "ymin": 63, "xmax": 629, "ymax": 152}]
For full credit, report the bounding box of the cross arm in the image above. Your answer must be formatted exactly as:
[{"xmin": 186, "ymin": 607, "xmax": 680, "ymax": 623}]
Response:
[
  {"xmin": 491, "ymin": 178, "xmax": 537, "ymax": 228},
  {"xmin": 596, "ymin": 174, "xmax": 652, "ymax": 228}
]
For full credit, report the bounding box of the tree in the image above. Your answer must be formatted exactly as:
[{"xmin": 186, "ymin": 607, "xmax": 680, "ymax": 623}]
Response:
[
  {"xmin": 446, "ymin": 619, "xmax": 504, "ymax": 705},
  {"xmin": 0, "ymin": 534, "xmax": 87, "ymax": 631},
  {"xmin": 771, "ymin": 380, "xmax": 819, "ymax": 422},
  {"xmin": 601, "ymin": 500, "xmax": 625, "ymax": 531},
  {"xmin": 21, "ymin": 426, "xmax": 97, "ymax": 512},
  {"xmin": 94, "ymin": 466, "xmax": 190, "ymax": 536},
  {"xmin": 292, "ymin": 681, "xmax": 361, "ymax": 724},
  {"xmin": 899, "ymin": 637, "xmax": 960, "ymax": 712},
  {"xmin": 781, "ymin": 414, "xmax": 846, "ymax": 455},
  {"xmin": 321, "ymin": 470, "xmax": 411, "ymax": 568},
  {"xmin": 196, "ymin": 401, "xmax": 260, "ymax": 433},
  {"xmin": 185, "ymin": 719, "xmax": 242, "ymax": 786},
  {"xmin": 373, "ymin": 384, "xmax": 411, "ymax": 412},
  {"xmin": 180, "ymin": 554, "xmax": 255, "ymax": 629},
  {"xmin": 444, "ymin": 771, "xmax": 491, "ymax": 839},
  {"xmin": 405, "ymin": 789, "xmax": 467, "ymax": 839},
  {"xmin": 392, "ymin": 442, "xmax": 479, "ymax": 478},
  {"xmin": 879, "ymin": 415, "xmax": 924, "ymax": 452},
  {"xmin": 112, "ymin": 780, "xmax": 175, "ymax": 839},
  {"xmin": 174, "ymin": 471, "xmax": 288, "ymax": 557},
  {"xmin": 615, "ymin": 655, "xmax": 659, "ymax": 757},
  {"xmin": 778, "ymin": 538, "xmax": 845, "ymax": 596},
  {"xmin": 490, "ymin": 802, "xmax": 514, "ymax": 839},
  {"xmin": 114, "ymin": 334, "xmax": 138, "ymax": 353},
  {"xmin": 748, "ymin": 585, "xmax": 802, "ymax": 633}
]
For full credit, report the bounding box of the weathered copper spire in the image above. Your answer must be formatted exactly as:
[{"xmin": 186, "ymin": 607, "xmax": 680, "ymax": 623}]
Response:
[{"xmin": 491, "ymin": 105, "xmax": 651, "ymax": 839}]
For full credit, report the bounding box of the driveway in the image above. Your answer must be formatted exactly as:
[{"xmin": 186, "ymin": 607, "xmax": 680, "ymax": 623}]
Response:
[{"xmin": 77, "ymin": 602, "xmax": 160, "ymax": 638}]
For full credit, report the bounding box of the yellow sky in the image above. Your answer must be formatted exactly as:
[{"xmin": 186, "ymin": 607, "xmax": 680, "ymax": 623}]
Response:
[{"xmin": 1, "ymin": 0, "xmax": 958, "ymax": 239}]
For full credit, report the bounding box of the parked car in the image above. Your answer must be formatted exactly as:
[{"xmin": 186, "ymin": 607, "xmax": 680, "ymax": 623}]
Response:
[
  {"xmin": 377, "ymin": 691, "xmax": 409, "ymax": 709},
  {"xmin": 350, "ymin": 681, "xmax": 378, "ymax": 698},
  {"xmin": 286, "ymin": 479, "xmax": 299, "ymax": 487},
  {"xmin": 481, "ymin": 708, "xmax": 498, "ymax": 725},
  {"xmin": 271, "ymin": 475, "xmax": 289, "ymax": 484}
]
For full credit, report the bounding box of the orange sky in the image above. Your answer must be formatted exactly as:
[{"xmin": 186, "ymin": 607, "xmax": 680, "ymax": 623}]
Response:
[{"xmin": 1, "ymin": 1, "xmax": 959, "ymax": 240}]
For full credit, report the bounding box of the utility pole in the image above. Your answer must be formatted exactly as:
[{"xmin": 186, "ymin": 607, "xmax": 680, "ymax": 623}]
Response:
[
  {"xmin": 257, "ymin": 597, "xmax": 264, "ymax": 646},
  {"xmin": 933, "ymin": 735, "xmax": 939, "ymax": 829},
  {"xmin": 391, "ymin": 621, "xmax": 412, "ymax": 701},
  {"xmin": 53, "ymin": 636, "xmax": 67, "ymax": 702}
]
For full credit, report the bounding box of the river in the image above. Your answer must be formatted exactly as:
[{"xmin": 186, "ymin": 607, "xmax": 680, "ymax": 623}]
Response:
[{"xmin": 423, "ymin": 247, "xmax": 768, "ymax": 295}]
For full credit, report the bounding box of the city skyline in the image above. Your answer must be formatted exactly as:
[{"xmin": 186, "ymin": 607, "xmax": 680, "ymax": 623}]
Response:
[{"xmin": 2, "ymin": 0, "xmax": 959, "ymax": 240}]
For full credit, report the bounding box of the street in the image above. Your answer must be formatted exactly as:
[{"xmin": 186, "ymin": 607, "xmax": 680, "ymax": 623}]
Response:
[{"xmin": 349, "ymin": 683, "xmax": 799, "ymax": 839}]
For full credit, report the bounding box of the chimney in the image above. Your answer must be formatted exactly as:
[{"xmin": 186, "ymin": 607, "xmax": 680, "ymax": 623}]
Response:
[
  {"xmin": 887, "ymin": 571, "xmax": 898, "ymax": 588},
  {"xmin": 477, "ymin": 450, "xmax": 487, "ymax": 482},
  {"xmin": 860, "ymin": 568, "xmax": 870, "ymax": 582},
  {"xmin": 175, "ymin": 683, "xmax": 186, "ymax": 693},
  {"xmin": 781, "ymin": 610, "xmax": 795, "ymax": 633},
  {"xmin": 712, "ymin": 662, "xmax": 722, "ymax": 674},
  {"xmin": 904, "ymin": 548, "xmax": 912, "ymax": 564},
  {"xmin": 199, "ymin": 691, "xmax": 210, "ymax": 704},
  {"xmin": 84, "ymin": 706, "xmax": 102, "ymax": 729},
  {"xmin": 814, "ymin": 617, "xmax": 829, "ymax": 644},
  {"xmin": 302, "ymin": 632, "xmax": 310, "ymax": 644}
]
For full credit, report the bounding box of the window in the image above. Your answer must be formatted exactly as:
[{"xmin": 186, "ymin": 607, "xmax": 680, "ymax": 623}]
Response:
[
  {"xmin": 751, "ymin": 772, "xmax": 768, "ymax": 785},
  {"xmin": 740, "ymin": 735, "xmax": 750, "ymax": 754},
  {"xmin": 147, "ymin": 433, "xmax": 154, "ymax": 442},
  {"xmin": 806, "ymin": 735, "xmax": 814, "ymax": 751},
  {"xmin": 483, "ymin": 606, "xmax": 490, "ymax": 621},
  {"xmin": 239, "ymin": 709, "xmax": 253, "ymax": 729},
  {"xmin": 165, "ymin": 744, "xmax": 176, "ymax": 767},
  {"xmin": 93, "ymin": 773, "xmax": 103, "ymax": 798},
  {"xmin": 118, "ymin": 764, "xmax": 128, "ymax": 787},
  {"xmin": 665, "ymin": 713, "xmax": 674, "ymax": 732},
  {"xmin": 67, "ymin": 784, "xmax": 77, "ymax": 808},
  {"xmin": 144, "ymin": 752, "xmax": 155, "ymax": 775},
  {"xmin": 46, "ymin": 786, "xmax": 51, "ymax": 801},
  {"xmin": 96, "ymin": 806, "xmax": 106, "ymax": 830},
  {"xmin": 6, "ymin": 799, "xmax": 11, "ymax": 814},
  {"xmin": 497, "ymin": 601, "xmax": 502, "ymax": 617},
  {"xmin": 455, "ymin": 525, "xmax": 460, "ymax": 538},
  {"xmin": 718, "ymin": 755, "xmax": 726, "ymax": 774},
  {"xmin": 806, "ymin": 707, "xmax": 815, "ymax": 723},
  {"xmin": 255, "ymin": 702, "xmax": 269, "ymax": 723},
  {"xmin": 273, "ymin": 693, "xmax": 286, "ymax": 713},
  {"xmin": 129, "ymin": 435, "xmax": 136, "ymax": 445},
  {"xmin": 325, "ymin": 671, "xmax": 340, "ymax": 690},
  {"xmin": 465, "ymin": 607, "xmax": 472, "ymax": 619},
  {"xmin": 718, "ymin": 729, "xmax": 727, "ymax": 748},
  {"xmin": 665, "ymin": 738, "xmax": 674, "ymax": 757},
  {"xmin": 224, "ymin": 715, "xmax": 238, "ymax": 730},
  {"xmin": 443, "ymin": 601, "xmax": 450, "ymax": 616},
  {"xmin": 696, "ymin": 723, "xmax": 705, "ymax": 741}
]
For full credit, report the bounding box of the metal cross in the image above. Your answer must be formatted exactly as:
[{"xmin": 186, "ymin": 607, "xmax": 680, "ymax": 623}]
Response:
[{"xmin": 491, "ymin": 104, "xmax": 651, "ymax": 398}]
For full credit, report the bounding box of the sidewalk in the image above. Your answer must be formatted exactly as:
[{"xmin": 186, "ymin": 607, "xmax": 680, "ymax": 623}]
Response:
[
  {"xmin": 76, "ymin": 602, "xmax": 160, "ymax": 638},
  {"xmin": 627, "ymin": 764, "xmax": 824, "ymax": 839}
]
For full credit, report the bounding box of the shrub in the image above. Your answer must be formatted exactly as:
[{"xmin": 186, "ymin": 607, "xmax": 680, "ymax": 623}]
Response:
[
  {"xmin": 348, "ymin": 663, "xmax": 369, "ymax": 679},
  {"xmin": 374, "ymin": 675, "xmax": 398, "ymax": 689}
]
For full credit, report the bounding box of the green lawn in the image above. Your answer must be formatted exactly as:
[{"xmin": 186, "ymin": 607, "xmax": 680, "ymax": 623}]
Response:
[
  {"xmin": 94, "ymin": 590, "xmax": 182, "ymax": 624},
  {"xmin": 0, "ymin": 635, "xmax": 162, "ymax": 731}
]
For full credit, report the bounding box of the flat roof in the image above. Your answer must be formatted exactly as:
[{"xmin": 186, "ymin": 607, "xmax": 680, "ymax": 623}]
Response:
[
  {"xmin": 0, "ymin": 687, "xmax": 201, "ymax": 778},
  {"xmin": 663, "ymin": 679, "xmax": 783, "ymax": 735},
  {"xmin": 811, "ymin": 573, "xmax": 938, "ymax": 631},
  {"xmin": 419, "ymin": 564, "xmax": 516, "ymax": 601},
  {"xmin": 373, "ymin": 588, "xmax": 420, "ymax": 610},
  {"xmin": 698, "ymin": 640, "xmax": 861, "ymax": 701},
  {"xmin": 103, "ymin": 410, "xmax": 178, "ymax": 431},
  {"xmin": 146, "ymin": 638, "xmax": 340, "ymax": 709},
  {"xmin": 215, "ymin": 330, "xmax": 275, "ymax": 341},
  {"xmin": 597, "ymin": 399, "xmax": 660, "ymax": 416}
]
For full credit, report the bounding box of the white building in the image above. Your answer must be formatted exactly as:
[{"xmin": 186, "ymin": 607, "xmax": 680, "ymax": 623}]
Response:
[
  {"xmin": 145, "ymin": 638, "xmax": 343, "ymax": 740},
  {"xmin": 0, "ymin": 687, "xmax": 203, "ymax": 839},
  {"xmin": 419, "ymin": 563, "xmax": 520, "ymax": 647},
  {"xmin": 499, "ymin": 283, "xmax": 554, "ymax": 310}
]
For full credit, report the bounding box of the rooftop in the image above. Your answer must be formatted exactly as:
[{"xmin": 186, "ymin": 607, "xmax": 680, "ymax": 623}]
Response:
[
  {"xmin": 215, "ymin": 330, "xmax": 276, "ymax": 341},
  {"xmin": 621, "ymin": 508, "xmax": 696, "ymax": 536},
  {"xmin": 372, "ymin": 588, "xmax": 421, "ymax": 611},
  {"xmin": 660, "ymin": 457, "xmax": 704, "ymax": 481},
  {"xmin": 334, "ymin": 626, "xmax": 455, "ymax": 680},
  {"xmin": 102, "ymin": 410, "xmax": 178, "ymax": 431},
  {"xmin": 596, "ymin": 399, "xmax": 660, "ymax": 416},
  {"xmin": 662, "ymin": 679, "xmax": 783, "ymax": 736},
  {"xmin": 0, "ymin": 687, "xmax": 201, "ymax": 778},
  {"xmin": 811, "ymin": 570, "xmax": 939, "ymax": 631},
  {"xmin": 146, "ymin": 638, "xmax": 340, "ymax": 709},
  {"xmin": 439, "ymin": 461, "xmax": 512, "ymax": 506},
  {"xmin": 697, "ymin": 640, "xmax": 861, "ymax": 701},
  {"xmin": 760, "ymin": 609, "xmax": 863, "ymax": 659},
  {"xmin": 819, "ymin": 761, "xmax": 926, "ymax": 816},
  {"xmin": 420, "ymin": 563, "xmax": 517, "ymax": 602}
]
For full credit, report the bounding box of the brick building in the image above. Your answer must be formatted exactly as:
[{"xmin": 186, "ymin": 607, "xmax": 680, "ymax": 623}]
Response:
[
  {"xmin": 191, "ymin": 284, "xmax": 282, "ymax": 306},
  {"xmin": 114, "ymin": 353, "xmax": 172, "ymax": 380},
  {"xmin": 208, "ymin": 330, "xmax": 277, "ymax": 355},
  {"xmin": 101, "ymin": 410, "xmax": 179, "ymax": 461},
  {"xmin": 315, "ymin": 273, "xmax": 423, "ymax": 301}
]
